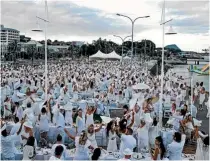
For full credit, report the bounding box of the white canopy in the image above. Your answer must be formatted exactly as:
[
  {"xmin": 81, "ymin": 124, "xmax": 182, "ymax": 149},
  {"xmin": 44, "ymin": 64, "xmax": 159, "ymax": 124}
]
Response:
[
  {"xmin": 89, "ymin": 50, "xmax": 106, "ymax": 59},
  {"xmin": 123, "ymin": 56, "xmax": 131, "ymax": 60},
  {"xmin": 105, "ymin": 51, "xmax": 122, "ymax": 60}
]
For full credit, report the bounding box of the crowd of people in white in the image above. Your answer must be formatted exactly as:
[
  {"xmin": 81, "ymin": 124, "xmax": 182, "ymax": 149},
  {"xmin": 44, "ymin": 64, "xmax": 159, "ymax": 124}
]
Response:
[{"xmin": 0, "ymin": 61, "xmax": 209, "ymax": 160}]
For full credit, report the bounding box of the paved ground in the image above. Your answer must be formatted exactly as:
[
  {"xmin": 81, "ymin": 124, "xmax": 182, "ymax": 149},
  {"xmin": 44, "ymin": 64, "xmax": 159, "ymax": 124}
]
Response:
[
  {"xmin": 196, "ymin": 106, "xmax": 209, "ymax": 134},
  {"xmin": 194, "ymin": 97, "xmax": 209, "ymax": 134}
]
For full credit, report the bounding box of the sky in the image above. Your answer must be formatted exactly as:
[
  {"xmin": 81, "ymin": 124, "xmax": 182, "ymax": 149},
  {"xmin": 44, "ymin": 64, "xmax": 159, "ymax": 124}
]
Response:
[{"xmin": 1, "ymin": 0, "xmax": 209, "ymax": 52}]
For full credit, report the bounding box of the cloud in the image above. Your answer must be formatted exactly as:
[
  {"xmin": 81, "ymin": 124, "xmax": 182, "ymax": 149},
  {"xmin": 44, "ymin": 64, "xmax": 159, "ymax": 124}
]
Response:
[
  {"xmin": 162, "ymin": 0, "xmax": 209, "ymax": 34},
  {"xmin": 0, "ymin": 0, "xmax": 209, "ymax": 52},
  {"xmin": 1, "ymin": 0, "xmax": 151, "ymax": 38}
]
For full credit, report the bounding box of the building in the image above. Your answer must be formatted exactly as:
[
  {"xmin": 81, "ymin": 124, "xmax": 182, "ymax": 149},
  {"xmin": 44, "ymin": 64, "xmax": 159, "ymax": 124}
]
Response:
[
  {"xmin": 20, "ymin": 35, "xmax": 31, "ymax": 43},
  {"xmin": 71, "ymin": 41, "xmax": 84, "ymax": 47},
  {"xmin": 0, "ymin": 25, "xmax": 20, "ymax": 53}
]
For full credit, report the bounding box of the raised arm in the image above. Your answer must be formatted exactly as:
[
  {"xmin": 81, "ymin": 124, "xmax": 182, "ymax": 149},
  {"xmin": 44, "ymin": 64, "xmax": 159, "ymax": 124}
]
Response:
[
  {"xmin": 64, "ymin": 128, "xmax": 75, "ymax": 140},
  {"xmin": 127, "ymin": 111, "xmax": 135, "ymax": 128},
  {"xmin": 17, "ymin": 120, "xmax": 25, "ymax": 135},
  {"xmin": 95, "ymin": 123, "xmax": 103, "ymax": 133}
]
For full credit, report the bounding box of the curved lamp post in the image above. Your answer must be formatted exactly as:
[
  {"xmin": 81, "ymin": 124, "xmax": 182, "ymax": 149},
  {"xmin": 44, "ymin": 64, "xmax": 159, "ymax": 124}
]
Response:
[
  {"xmin": 116, "ymin": 13, "xmax": 150, "ymax": 68},
  {"xmin": 113, "ymin": 35, "xmax": 131, "ymax": 63}
]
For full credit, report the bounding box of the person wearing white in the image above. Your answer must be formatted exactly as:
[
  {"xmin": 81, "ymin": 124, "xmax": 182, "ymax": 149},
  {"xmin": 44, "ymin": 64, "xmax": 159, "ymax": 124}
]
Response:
[
  {"xmin": 119, "ymin": 128, "xmax": 136, "ymax": 156},
  {"xmin": 107, "ymin": 121, "xmax": 118, "ymax": 152},
  {"xmin": 38, "ymin": 107, "xmax": 50, "ymax": 146},
  {"xmin": 87, "ymin": 124, "xmax": 103, "ymax": 148},
  {"xmin": 117, "ymin": 148, "xmax": 133, "ymax": 161},
  {"xmin": 49, "ymin": 145, "xmax": 64, "ymax": 161},
  {"xmin": 166, "ymin": 132, "xmax": 185, "ymax": 160},
  {"xmin": 133, "ymin": 104, "xmax": 142, "ymax": 129},
  {"xmin": 22, "ymin": 136, "xmax": 36, "ymax": 161},
  {"xmin": 148, "ymin": 118, "xmax": 160, "ymax": 149},
  {"xmin": 64, "ymin": 129, "xmax": 94, "ymax": 160},
  {"xmin": 10, "ymin": 117, "xmax": 21, "ymax": 135},
  {"xmin": 54, "ymin": 106, "xmax": 66, "ymax": 144},
  {"xmin": 22, "ymin": 102, "xmax": 36, "ymax": 126},
  {"xmin": 1, "ymin": 120, "xmax": 24, "ymax": 160},
  {"xmin": 199, "ymin": 87, "xmax": 206, "ymax": 110},
  {"xmin": 76, "ymin": 109, "xmax": 85, "ymax": 135},
  {"xmin": 3, "ymin": 97, "xmax": 12, "ymax": 118},
  {"xmin": 15, "ymin": 102, "xmax": 24, "ymax": 121},
  {"xmin": 64, "ymin": 102, "xmax": 73, "ymax": 125},
  {"xmin": 51, "ymin": 134, "xmax": 67, "ymax": 160},
  {"xmin": 195, "ymin": 127, "xmax": 209, "ymax": 160},
  {"xmin": 85, "ymin": 103, "xmax": 96, "ymax": 128},
  {"xmin": 137, "ymin": 118, "xmax": 150, "ymax": 152}
]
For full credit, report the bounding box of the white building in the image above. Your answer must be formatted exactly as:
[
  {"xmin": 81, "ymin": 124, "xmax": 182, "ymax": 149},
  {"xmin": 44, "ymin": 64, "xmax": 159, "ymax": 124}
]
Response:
[{"xmin": 0, "ymin": 25, "xmax": 20, "ymax": 53}]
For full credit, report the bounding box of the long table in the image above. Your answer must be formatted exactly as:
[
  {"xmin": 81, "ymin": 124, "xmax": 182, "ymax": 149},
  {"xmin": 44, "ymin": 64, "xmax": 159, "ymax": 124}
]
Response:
[{"xmin": 6, "ymin": 123, "xmax": 107, "ymax": 147}]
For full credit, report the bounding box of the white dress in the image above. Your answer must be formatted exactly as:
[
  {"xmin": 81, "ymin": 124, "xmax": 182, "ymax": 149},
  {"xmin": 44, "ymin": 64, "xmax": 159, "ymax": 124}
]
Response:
[
  {"xmin": 148, "ymin": 125, "xmax": 160, "ymax": 148},
  {"xmin": 199, "ymin": 93, "xmax": 205, "ymax": 105},
  {"xmin": 74, "ymin": 136, "xmax": 91, "ymax": 160},
  {"xmin": 195, "ymin": 138, "xmax": 209, "ymax": 160},
  {"xmin": 86, "ymin": 113, "xmax": 94, "ymax": 128},
  {"xmin": 107, "ymin": 131, "xmax": 117, "ymax": 152},
  {"xmin": 39, "ymin": 114, "xmax": 49, "ymax": 132},
  {"xmin": 87, "ymin": 132, "xmax": 97, "ymax": 148},
  {"xmin": 65, "ymin": 110, "xmax": 73, "ymax": 125},
  {"xmin": 137, "ymin": 125, "xmax": 149, "ymax": 152},
  {"xmin": 76, "ymin": 116, "xmax": 85, "ymax": 135},
  {"xmin": 3, "ymin": 101, "xmax": 12, "ymax": 118}
]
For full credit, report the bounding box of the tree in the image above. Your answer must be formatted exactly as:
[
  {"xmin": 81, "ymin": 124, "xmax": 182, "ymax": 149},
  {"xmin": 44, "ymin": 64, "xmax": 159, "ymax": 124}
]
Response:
[
  {"xmin": 27, "ymin": 44, "xmax": 36, "ymax": 65},
  {"xmin": 7, "ymin": 40, "xmax": 20, "ymax": 62}
]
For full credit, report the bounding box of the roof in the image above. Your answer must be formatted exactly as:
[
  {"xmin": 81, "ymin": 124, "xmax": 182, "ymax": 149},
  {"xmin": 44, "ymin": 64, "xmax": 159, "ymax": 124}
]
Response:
[
  {"xmin": 0, "ymin": 25, "xmax": 19, "ymax": 32},
  {"xmin": 165, "ymin": 44, "xmax": 181, "ymax": 51},
  {"xmin": 25, "ymin": 40, "xmax": 43, "ymax": 47}
]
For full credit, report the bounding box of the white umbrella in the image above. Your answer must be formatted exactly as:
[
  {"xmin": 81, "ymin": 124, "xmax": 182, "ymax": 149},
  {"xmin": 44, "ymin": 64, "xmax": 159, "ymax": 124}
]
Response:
[
  {"xmin": 101, "ymin": 116, "xmax": 112, "ymax": 124},
  {"xmin": 132, "ymin": 83, "xmax": 150, "ymax": 90}
]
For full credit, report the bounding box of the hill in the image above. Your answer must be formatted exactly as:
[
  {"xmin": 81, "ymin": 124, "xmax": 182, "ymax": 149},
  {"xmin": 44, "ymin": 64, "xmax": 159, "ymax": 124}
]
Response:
[{"xmin": 165, "ymin": 44, "xmax": 181, "ymax": 52}]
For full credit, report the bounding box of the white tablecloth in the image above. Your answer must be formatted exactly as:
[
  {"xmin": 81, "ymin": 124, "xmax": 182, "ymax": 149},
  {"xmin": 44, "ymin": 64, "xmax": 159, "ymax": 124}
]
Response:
[{"xmin": 6, "ymin": 123, "xmax": 107, "ymax": 146}]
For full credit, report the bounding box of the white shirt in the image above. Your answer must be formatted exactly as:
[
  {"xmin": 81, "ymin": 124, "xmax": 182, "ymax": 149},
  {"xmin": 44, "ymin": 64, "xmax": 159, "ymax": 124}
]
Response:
[
  {"xmin": 1, "ymin": 134, "xmax": 19, "ymax": 158},
  {"xmin": 167, "ymin": 141, "xmax": 183, "ymax": 160},
  {"xmin": 76, "ymin": 116, "xmax": 85, "ymax": 134},
  {"xmin": 119, "ymin": 134, "xmax": 136, "ymax": 155},
  {"xmin": 49, "ymin": 156, "xmax": 61, "ymax": 160},
  {"xmin": 56, "ymin": 112, "xmax": 65, "ymax": 128},
  {"xmin": 51, "ymin": 143, "xmax": 67, "ymax": 160},
  {"xmin": 10, "ymin": 122, "xmax": 21, "ymax": 135},
  {"xmin": 23, "ymin": 108, "xmax": 35, "ymax": 123}
]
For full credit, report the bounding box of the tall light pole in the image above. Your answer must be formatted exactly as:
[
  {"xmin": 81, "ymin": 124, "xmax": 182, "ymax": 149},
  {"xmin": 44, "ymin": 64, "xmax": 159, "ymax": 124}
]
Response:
[
  {"xmin": 32, "ymin": 0, "xmax": 49, "ymax": 101},
  {"xmin": 116, "ymin": 13, "xmax": 150, "ymax": 68},
  {"xmin": 159, "ymin": 0, "xmax": 177, "ymax": 127},
  {"xmin": 113, "ymin": 35, "xmax": 131, "ymax": 63}
]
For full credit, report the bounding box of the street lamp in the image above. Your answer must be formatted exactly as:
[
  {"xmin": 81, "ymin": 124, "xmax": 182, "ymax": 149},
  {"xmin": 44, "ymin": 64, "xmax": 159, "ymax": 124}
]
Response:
[
  {"xmin": 32, "ymin": 0, "xmax": 49, "ymax": 101},
  {"xmin": 159, "ymin": 0, "xmax": 177, "ymax": 127},
  {"xmin": 113, "ymin": 35, "xmax": 131, "ymax": 63},
  {"xmin": 116, "ymin": 13, "xmax": 150, "ymax": 67}
]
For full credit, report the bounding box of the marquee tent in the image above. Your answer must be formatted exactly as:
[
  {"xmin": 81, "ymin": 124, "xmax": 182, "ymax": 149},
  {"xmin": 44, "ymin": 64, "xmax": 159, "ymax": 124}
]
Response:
[
  {"xmin": 89, "ymin": 50, "xmax": 106, "ymax": 59},
  {"xmin": 105, "ymin": 51, "xmax": 122, "ymax": 60},
  {"xmin": 123, "ymin": 56, "xmax": 131, "ymax": 60}
]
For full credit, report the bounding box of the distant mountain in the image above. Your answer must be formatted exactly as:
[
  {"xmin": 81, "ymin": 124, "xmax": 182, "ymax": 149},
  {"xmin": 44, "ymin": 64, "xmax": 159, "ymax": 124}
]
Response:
[{"xmin": 165, "ymin": 44, "xmax": 181, "ymax": 52}]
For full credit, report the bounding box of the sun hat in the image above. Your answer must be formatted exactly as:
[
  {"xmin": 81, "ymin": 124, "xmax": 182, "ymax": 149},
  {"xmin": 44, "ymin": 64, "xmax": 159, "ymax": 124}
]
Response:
[
  {"xmin": 23, "ymin": 121, "xmax": 33, "ymax": 129},
  {"xmin": 123, "ymin": 148, "xmax": 133, "ymax": 155}
]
